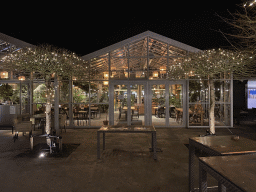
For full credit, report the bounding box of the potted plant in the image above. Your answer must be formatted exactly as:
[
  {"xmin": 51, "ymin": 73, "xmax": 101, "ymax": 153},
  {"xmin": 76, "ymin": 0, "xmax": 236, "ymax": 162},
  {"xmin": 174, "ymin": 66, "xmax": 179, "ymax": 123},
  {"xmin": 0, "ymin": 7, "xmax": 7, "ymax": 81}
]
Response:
[{"xmin": 103, "ymin": 109, "xmax": 109, "ymax": 125}]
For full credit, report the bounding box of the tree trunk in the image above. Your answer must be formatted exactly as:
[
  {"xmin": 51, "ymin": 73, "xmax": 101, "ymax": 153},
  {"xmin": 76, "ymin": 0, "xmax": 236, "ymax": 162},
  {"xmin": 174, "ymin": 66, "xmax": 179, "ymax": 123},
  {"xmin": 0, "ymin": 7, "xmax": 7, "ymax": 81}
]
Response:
[
  {"xmin": 209, "ymin": 78, "xmax": 215, "ymax": 135},
  {"xmin": 45, "ymin": 80, "xmax": 51, "ymax": 135}
]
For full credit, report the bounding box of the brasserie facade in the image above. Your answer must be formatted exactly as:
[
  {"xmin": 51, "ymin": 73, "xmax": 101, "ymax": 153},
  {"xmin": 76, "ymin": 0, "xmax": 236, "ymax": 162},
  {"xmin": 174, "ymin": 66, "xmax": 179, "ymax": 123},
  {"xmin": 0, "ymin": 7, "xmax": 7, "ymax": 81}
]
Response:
[{"xmin": 0, "ymin": 31, "xmax": 233, "ymax": 129}]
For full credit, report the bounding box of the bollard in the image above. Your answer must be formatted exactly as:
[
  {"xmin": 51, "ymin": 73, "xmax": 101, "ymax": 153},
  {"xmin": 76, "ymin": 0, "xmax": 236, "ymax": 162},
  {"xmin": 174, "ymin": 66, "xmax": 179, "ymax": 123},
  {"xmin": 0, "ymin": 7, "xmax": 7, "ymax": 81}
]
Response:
[
  {"xmin": 59, "ymin": 136, "xmax": 62, "ymax": 152},
  {"xmin": 30, "ymin": 136, "xmax": 33, "ymax": 150}
]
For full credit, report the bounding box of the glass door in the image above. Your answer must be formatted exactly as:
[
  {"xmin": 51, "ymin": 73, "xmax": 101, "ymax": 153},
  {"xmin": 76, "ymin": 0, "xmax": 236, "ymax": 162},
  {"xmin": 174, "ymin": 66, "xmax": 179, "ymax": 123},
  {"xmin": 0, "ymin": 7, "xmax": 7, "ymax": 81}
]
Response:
[
  {"xmin": 149, "ymin": 81, "xmax": 186, "ymax": 127},
  {"xmin": 113, "ymin": 84, "xmax": 128, "ymax": 125},
  {"xmin": 169, "ymin": 83, "xmax": 184, "ymax": 126},
  {"xmin": 130, "ymin": 83, "xmax": 146, "ymax": 126},
  {"xmin": 109, "ymin": 81, "xmax": 147, "ymax": 126}
]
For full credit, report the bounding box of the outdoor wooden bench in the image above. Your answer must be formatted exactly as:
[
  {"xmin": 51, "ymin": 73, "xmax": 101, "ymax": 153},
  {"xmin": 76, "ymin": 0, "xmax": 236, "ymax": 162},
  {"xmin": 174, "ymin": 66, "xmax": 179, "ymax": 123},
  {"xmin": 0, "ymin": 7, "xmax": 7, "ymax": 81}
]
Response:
[{"xmin": 13, "ymin": 114, "xmax": 33, "ymax": 136}]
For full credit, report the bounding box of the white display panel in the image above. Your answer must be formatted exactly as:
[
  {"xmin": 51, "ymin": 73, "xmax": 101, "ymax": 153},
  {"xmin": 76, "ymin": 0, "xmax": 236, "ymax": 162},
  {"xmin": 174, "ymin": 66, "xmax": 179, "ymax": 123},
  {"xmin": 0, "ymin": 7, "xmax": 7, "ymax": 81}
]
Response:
[{"xmin": 248, "ymin": 81, "xmax": 256, "ymax": 109}]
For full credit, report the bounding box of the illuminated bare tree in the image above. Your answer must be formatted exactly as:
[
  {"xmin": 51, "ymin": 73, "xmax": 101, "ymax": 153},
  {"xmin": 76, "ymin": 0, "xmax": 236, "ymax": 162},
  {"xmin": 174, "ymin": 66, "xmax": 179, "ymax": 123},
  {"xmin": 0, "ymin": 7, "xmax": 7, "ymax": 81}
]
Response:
[
  {"xmin": 220, "ymin": 1, "xmax": 256, "ymax": 54},
  {"xmin": 1, "ymin": 45, "xmax": 87, "ymax": 135}
]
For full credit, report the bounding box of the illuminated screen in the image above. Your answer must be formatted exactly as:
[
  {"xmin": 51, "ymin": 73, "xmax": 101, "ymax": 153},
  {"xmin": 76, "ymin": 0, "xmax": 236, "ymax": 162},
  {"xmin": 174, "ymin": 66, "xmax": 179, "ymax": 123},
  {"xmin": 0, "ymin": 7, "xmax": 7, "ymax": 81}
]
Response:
[{"xmin": 248, "ymin": 81, "xmax": 256, "ymax": 109}]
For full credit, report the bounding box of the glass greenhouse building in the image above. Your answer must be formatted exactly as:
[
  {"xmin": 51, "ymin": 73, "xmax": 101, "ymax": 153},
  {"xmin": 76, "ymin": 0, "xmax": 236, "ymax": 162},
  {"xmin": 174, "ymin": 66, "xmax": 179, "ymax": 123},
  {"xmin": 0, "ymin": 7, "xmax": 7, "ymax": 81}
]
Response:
[{"xmin": 0, "ymin": 31, "xmax": 233, "ymax": 129}]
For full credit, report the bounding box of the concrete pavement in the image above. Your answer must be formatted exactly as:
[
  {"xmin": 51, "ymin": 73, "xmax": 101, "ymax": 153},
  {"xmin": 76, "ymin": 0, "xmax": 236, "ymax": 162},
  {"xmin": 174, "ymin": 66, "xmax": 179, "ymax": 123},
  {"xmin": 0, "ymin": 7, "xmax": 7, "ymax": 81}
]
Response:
[{"xmin": 0, "ymin": 122, "xmax": 255, "ymax": 192}]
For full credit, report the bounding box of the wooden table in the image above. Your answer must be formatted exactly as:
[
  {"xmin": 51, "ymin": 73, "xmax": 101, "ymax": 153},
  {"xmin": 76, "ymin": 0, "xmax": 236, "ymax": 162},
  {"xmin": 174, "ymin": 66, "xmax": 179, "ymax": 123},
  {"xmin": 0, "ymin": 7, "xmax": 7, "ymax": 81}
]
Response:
[
  {"xmin": 189, "ymin": 135, "xmax": 256, "ymax": 192},
  {"xmin": 121, "ymin": 106, "xmax": 136, "ymax": 120},
  {"xmin": 199, "ymin": 154, "xmax": 256, "ymax": 192},
  {"xmin": 97, "ymin": 125, "xmax": 157, "ymax": 160},
  {"xmin": 33, "ymin": 114, "xmax": 46, "ymax": 134}
]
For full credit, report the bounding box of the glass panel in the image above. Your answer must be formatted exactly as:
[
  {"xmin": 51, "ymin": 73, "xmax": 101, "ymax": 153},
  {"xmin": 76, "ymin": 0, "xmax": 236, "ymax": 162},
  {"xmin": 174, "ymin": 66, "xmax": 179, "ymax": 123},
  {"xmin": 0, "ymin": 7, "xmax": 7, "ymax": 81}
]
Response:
[
  {"xmin": 72, "ymin": 103, "xmax": 89, "ymax": 126},
  {"xmin": 214, "ymin": 80, "xmax": 231, "ymax": 102},
  {"xmin": 33, "ymin": 83, "xmax": 47, "ymax": 103},
  {"xmin": 189, "ymin": 103, "xmax": 209, "ymax": 126},
  {"xmin": 169, "ymin": 84, "xmax": 183, "ymax": 126},
  {"xmin": 72, "ymin": 81, "xmax": 89, "ymax": 103},
  {"xmin": 110, "ymin": 58, "xmax": 128, "ymax": 79},
  {"xmin": 12, "ymin": 72, "xmax": 31, "ymax": 80},
  {"xmin": 168, "ymin": 45, "xmax": 187, "ymax": 56},
  {"xmin": 129, "ymin": 38, "xmax": 147, "ymax": 57},
  {"xmin": 110, "ymin": 70, "xmax": 128, "ymax": 79},
  {"xmin": 90, "ymin": 81, "xmax": 109, "ymax": 103},
  {"xmin": 114, "ymin": 84, "xmax": 127, "ymax": 125},
  {"xmin": 149, "ymin": 57, "xmax": 167, "ymax": 79},
  {"xmin": 91, "ymin": 104, "xmax": 109, "ymax": 126},
  {"xmin": 110, "ymin": 57, "xmax": 128, "ymax": 70},
  {"xmin": 129, "ymin": 71, "xmax": 147, "ymax": 79},
  {"xmin": 59, "ymin": 81, "xmax": 69, "ymax": 104},
  {"xmin": 152, "ymin": 84, "xmax": 166, "ymax": 126},
  {"xmin": 111, "ymin": 46, "xmax": 128, "ymax": 57},
  {"xmin": 129, "ymin": 58, "xmax": 147, "ymax": 71},
  {"xmin": 149, "ymin": 57, "xmax": 167, "ymax": 69},
  {"xmin": 148, "ymin": 38, "xmax": 168, "ymax": 57},
  {"xmin": 189, "ymin": 80, "xmax": 209, "ymax": 103},
  {"xmin": 0, "ymin": 83, "xmax": 20, "ymax": 106},
  {"xmin": 131, "ymin": 84, "xmax": 145, "ymax": 125},
  {"xmin": 90, "ymin": 57, "xmax": 109, "ymax": 80},
  {"xmin": 21, "ymin": 83, "xmax": 30, "ymax": 114},
  {"xmin": 215, "ymin": 104, "xmax": 230, "ymax": 126}
]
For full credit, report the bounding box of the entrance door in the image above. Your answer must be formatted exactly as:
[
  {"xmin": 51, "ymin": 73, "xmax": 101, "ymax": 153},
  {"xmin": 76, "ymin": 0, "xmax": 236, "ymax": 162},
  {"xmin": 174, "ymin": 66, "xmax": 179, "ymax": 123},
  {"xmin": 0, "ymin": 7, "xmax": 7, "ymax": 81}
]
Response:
[
  {"xmin": 149, "ymin": 81, "xmax": 186, "ymax": 127},
  {"xmin": 109, "ymin": 81, "xmax": 147, "ymax": 126}
]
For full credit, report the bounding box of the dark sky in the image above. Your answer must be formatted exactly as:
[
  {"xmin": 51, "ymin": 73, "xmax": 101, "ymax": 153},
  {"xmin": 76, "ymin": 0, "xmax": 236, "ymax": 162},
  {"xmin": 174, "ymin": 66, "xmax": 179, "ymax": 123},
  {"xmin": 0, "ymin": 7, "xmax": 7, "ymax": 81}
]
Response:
[{"xmin": 1, "ymin": 0, "xmax": 245, "ymax": 56}]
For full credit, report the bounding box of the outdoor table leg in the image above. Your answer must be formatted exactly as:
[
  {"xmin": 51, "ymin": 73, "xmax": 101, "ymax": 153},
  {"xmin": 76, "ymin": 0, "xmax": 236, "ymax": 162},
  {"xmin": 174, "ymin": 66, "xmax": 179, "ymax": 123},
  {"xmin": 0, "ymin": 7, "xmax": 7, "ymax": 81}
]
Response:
[
  {"xmin": 152, "ymin": 132, "xmax": 157, "ymax": 160},
  {"xmin": 151, "ymin": 133, "xmax": 153, "ymax": 152},
  {"xmin": 218, "ymin": 181, "xmax": 226, "ymax": 192},
  {"xmin": 103, "ymin": 132, "xmax": 105, "ymax": 150},
  {"xmin": 199, "ymin": 162, "xmax": 207, "ymax": 192},
  {"xmin": 189, "ymin": 140, "xmax": 196, "ymax": 192},
  {"xmin": 97, "ymin": 132, "xmax": 100, "ymax": 159}
]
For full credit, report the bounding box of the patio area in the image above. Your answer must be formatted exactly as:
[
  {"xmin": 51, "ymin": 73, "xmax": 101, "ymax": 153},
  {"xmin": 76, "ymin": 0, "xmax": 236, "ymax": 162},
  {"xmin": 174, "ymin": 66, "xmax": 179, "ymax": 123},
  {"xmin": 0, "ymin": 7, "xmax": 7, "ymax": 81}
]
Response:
[{"xmin": 1, "ymin": 122, "xmax": 255, "ymax": 192}]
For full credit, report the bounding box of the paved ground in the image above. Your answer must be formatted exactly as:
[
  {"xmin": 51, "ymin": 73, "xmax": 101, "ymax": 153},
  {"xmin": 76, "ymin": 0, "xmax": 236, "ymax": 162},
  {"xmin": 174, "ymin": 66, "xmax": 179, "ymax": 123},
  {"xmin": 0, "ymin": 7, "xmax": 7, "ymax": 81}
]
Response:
[{"xmin": 0, "ymin": 121, "xmax": 256, "ymax": 192}]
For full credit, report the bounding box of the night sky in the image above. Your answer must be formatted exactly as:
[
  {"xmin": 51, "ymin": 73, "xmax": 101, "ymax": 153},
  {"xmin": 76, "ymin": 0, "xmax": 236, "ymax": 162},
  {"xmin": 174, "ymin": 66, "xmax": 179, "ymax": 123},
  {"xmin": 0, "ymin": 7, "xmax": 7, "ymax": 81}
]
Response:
[{"xmin": 1, "ymin": 0, "xmax": 245, "ymax": 56}]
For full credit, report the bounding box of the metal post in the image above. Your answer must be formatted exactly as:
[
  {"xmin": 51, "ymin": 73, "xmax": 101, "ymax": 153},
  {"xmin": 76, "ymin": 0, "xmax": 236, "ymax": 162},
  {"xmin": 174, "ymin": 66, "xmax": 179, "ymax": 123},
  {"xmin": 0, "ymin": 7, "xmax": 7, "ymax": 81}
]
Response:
[
  {"xmin": 97, "ymin": 131, "xmax": 100, "ymax": 159},
  {"xmin": 199, "ymin": 162, "xmax": 208, "ymax": 192},
  {"xmin": 59, "ymin": 136, "xmax": 62, "ymax": 151},
  {"xmin": 153, "ymin": 132, "xmax": 157, "ymax": 160},
  {"xmin": 103, "ymin": 132, "xmax": 105, "ymax": 150},
  {"xmin": 189, "ymin": 140, "xmax": 196, "ymax": 192}
]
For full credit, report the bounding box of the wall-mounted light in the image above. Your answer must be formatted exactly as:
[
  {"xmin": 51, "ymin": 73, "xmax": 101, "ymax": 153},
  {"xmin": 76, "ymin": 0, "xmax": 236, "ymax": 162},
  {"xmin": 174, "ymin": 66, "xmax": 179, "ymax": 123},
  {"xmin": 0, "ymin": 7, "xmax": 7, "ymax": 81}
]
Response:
[
  {"xmin": 18, "ymin": 76, "xmax": 25, "ymax": 81},
  {"xmin": 103, "ymin": 72, "xmax": 109, "ymax": 79},
  {"xmin": 0, "ymin": 71, "xmax": 8, "ymax": 79},
  {"xmin": 153, "ymin": 71, "xmax": 158, "ymax": 78}
]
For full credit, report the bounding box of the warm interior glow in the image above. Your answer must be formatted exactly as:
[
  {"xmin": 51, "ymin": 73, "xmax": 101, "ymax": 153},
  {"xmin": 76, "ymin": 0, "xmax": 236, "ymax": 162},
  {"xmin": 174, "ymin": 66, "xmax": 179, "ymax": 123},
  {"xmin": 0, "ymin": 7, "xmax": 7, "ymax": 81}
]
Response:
[
  {"xmin": 103, "ymin": 72, "xmax": 109, "ymax": 79},
  {"xmin": 0, "ymin": 71, "xmax": 8, "ymax": 79},
  {"xmin": 18, "ymin": 76, "xmax": 25, "ymax": 81},
  {"xmin": 153, "ymin": 71, "xmax": 158, "ymax": 77}
]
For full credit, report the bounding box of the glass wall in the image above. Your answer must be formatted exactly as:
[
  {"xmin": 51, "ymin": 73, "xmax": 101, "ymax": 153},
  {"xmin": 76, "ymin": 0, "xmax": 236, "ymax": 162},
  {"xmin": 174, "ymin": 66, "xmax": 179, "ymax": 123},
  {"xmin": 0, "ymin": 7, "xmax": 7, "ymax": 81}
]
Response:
[
  {"xmin": 188, "ymin": 77, "xmax": 232, "ymax": 127},
  {"xmin": 0, "ymin": 35, "xmax": 233, "ymax": 128}
]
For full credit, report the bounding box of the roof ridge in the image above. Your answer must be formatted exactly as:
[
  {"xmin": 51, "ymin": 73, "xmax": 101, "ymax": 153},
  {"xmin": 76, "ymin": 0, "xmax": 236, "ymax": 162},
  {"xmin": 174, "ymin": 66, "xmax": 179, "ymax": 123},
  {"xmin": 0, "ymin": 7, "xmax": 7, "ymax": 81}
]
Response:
[
  {"xmin": 82, "ymin": 31, "xmax": 201, "ymax": 60},
  {"xmin": 0, "ymin": 32, "xmax": 35, "ymax": 49}
]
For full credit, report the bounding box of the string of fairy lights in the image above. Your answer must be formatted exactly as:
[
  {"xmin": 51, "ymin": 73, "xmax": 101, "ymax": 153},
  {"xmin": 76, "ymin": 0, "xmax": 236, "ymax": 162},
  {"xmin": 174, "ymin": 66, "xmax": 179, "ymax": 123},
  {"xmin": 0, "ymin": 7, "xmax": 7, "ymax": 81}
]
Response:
[{"xmin": 244, "ymin": 0, "xmax": 256, "ymax": 7}]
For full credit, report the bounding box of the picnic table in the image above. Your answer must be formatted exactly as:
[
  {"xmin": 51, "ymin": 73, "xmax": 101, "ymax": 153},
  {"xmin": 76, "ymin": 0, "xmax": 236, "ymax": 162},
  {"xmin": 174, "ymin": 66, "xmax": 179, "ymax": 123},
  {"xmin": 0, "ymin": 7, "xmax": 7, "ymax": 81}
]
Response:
[
  {"xmin": 189, "ymin": 135, "xmax": 256, "ymax": 192},
  {"xmin": 199, "ymin": 154, "xmax": 256, "ymax": 192},
  {"xmin": 97, "ymin": 125, "xmax": 157, "ymax": 160}
]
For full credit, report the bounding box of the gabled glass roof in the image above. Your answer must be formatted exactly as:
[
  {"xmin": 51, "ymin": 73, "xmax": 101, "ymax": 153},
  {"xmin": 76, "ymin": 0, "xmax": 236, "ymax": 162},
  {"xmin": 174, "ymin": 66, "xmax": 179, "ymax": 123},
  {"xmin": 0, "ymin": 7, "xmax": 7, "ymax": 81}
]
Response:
[
  {"xmin": 0, "ymin": 40, "xmax": 20, "ymax": 55},
  {"xmin": 82, "ymin": 31, "xmax": 200, "ymax": 60},
  {"xmin": 0, "ymin": 32, "xmax": 34, "ymax": 61},
  {"xmin": 82, "ymin": 31, "xmax": 201, "ymax": 79}
]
